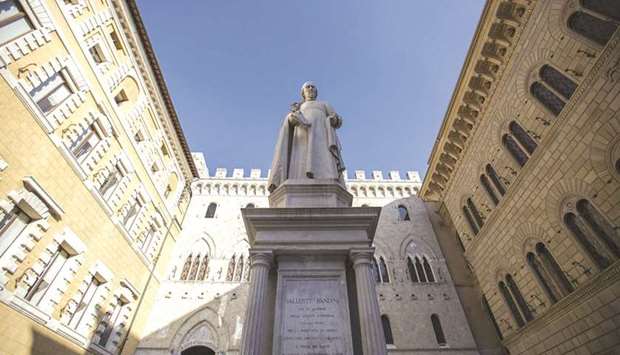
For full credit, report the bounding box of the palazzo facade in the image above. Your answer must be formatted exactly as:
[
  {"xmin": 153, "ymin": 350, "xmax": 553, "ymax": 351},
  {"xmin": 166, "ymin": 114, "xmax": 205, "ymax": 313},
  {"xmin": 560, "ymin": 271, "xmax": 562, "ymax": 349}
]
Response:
[
  {"xmin": 0, "ymin": 0, "xmax": 196, "ymax": 354},
  {"xmin": 421, "ymin": 0, "xmax": 620, "ymax": 354}
]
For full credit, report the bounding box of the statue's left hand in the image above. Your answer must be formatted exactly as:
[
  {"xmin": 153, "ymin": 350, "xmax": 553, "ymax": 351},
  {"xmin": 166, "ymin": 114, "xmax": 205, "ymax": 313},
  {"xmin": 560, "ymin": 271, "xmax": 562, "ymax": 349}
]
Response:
[{"xmin": 329, "ymin": 114, "xmax": 342, "ymax": 128}]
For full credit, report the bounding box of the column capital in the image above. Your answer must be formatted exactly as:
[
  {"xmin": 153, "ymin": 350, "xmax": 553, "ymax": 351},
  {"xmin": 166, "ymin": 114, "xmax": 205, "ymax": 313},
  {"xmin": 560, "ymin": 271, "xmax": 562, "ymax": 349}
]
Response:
[
  {"xmin": 349, "ymin": 248, "xmax": 376, "ymax": 268},
  {"xmin": 249, "ymin": 250, "xmax": 274, "ymax": 268}
]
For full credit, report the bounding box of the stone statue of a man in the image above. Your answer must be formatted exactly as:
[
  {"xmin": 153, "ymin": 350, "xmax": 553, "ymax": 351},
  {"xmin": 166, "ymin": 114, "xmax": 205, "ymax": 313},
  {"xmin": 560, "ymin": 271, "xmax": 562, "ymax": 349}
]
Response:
[{"xmin": 268, "ymin": 82, "xmax": 346, "ymax": 192}]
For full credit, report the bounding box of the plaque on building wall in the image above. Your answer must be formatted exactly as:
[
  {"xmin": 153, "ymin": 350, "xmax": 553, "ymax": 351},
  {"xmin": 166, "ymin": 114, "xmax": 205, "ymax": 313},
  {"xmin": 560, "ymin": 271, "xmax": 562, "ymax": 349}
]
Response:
[{"xmin": 274, "ymin": 275, "xmax": 354, "ymax": 355}]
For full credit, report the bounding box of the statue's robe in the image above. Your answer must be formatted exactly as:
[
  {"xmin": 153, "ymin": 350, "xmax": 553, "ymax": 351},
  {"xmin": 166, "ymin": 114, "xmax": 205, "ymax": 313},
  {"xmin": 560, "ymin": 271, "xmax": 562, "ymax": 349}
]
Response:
[{"xmin": 268, "ymin": 100, "xmax": 345, "ymax": 192}]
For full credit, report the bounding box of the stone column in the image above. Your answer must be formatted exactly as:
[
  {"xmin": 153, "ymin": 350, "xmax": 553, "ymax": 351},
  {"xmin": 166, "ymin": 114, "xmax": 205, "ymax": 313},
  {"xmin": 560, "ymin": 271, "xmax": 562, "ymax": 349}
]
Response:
[
  {"xmin": 350, "ymin": 250, "xmax": 387, "ymax": 355},
  {"xmin": 240, "ymin": 251, "xmax": 273, "ymax": 355}
]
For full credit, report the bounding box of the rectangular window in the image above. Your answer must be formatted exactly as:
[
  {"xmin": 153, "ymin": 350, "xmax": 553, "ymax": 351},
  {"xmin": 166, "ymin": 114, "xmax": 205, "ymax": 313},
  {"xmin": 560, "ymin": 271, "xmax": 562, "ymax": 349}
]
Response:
[
  {"xmin": 0, "ymin": 0, "xmax": 34, "ymax": 45},
  {"xmin": 98, "ymin": 297, "xmax": 125, "ymax": 347},
  {"xmin": 29, "ymin": 71, "xmax": 73, "ymax": 114},
  {"xmin": 0, "ymin": 209, "xmax": 31, "ymax": 258},
  {"xmin": 99, "ymin": 166, "xmax": 122, "ymax": 198},
  {"xmin": 140, "ymin": 226, "xmax": 156, "ymax": 253},
  {"xmin": 24, "ymin": 247, "xmax": 70, "ymax": 306},
  {"xmin": 122, "ymin": 198, "xmax": 141, "ymax": 228},
  {"xmin": 109, "ymin": 29, "xmax": 123, "ymax": 51},
  {"xmin": 68, "ymin": 276, "xmax": 101, "ymax": 329},
  {"xmin": 70, "ymin": 126, "xmax": 101, "ymax": 162},
  {"xmin": 114, "ymin": 90, "xmax": 128, "ymax": 105},
  {"xmin": 88, "ymin": 44, "xmax": 106, "ymax": 64}
]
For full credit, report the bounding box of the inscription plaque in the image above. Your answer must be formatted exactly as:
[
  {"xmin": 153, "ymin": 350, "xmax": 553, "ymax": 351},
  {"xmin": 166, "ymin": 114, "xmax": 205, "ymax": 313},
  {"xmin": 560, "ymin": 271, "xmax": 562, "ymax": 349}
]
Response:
[{"xmin": 278, "ymin": 278, "xmax": 352, "ymax": 355}]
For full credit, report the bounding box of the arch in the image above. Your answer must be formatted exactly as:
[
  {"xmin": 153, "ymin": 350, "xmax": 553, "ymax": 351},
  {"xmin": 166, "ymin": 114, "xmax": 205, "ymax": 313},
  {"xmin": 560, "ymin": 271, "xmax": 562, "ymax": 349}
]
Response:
[
  {"xmin": 431, "ymin": 314, "xmax": 447, "ymax": 346},
  {"xmin": 113, "ymin": 75, "xmax": 140, "ymax": 111},
  {"xmin": 205, "ymin": 203, "xmax": 217, "ymax": 218},
  {"xmin": 486, "ymin": 164, "xmax": 506, "ymax": 196},
  {"xmin": 372, "ymin": 258, "xmax": 381, "ymax": 283},
  {"xmin": 188, "ymin": 254, "xmax": 201, "ymax": 281},
  {"xmin": 564, "ymin": 212, "xmax": 610, "ymax": 269},
  {"xmin": 509, "ymin": 121, "xmax": 537, "ymax": 155},
  {"xmin": 169, "ymin": 307, "xmax": 227, "ymax": 354},
  {"xmin": 422, "ymin": 256, "xmax": 435, "ymax": 282},
  {"xmin": 467, "ymin": 198, "xmax": 484, "ymax": 228},
  {"xmin": 414, "ymin": 257, "xmax": 427, "ymax": 283},
  {"xmin": 527, "ymin": 252, "xmax": 559, "ymax": 304},
  {"xmin": 536, "ymin": 243, "xmax": 574, "ymax": 296},
  {"xmin": 481, "ymin": 174, "xmax": 499, "ymax": 205},
  {"xmin": 379, "ymin": 257, "xmax": 390, "ymax": 283},
  {"xmin": 197, "ymin": 254, "xmax": 209, "ymax": 281},
  {"xmin": 381, "ymin": 315, "xmax": 394, "ymax": 345},
  {"xmin": 498, "ymin": 280, "xmax": 525, "ymax": 327},
  {"xmin": 503, "ymin": 134, "xmax": 528, "ymax": 166},
  {"xmin": 166, "ymin": 172, "xmax": 179, "ymax": 199},
  {"xmin": 181, "ymin": 346, "xmax": 215, "ymax": 355},
  {"xmin": 506, "ymin": 274, "xmax": 533, "ymax": 322},
  {"xmin": 539, "ymin": 65, "xmax": 577, "ymax": 99},
  {"xmin": 180, "ymin": 254, "xmax": 192, "ymax": 281},
  {"xmin": 567, "ymin": 10, "xmax": 617, "ymax": 46},
  {"xmin": 407, "ymin": 256, "xmax": 418, "ymax": 282},
  {"xmin": 245, "ymin": 203, "xmax": 255, "ymax": 208},
  {"xmin": 463, "ymin": 205, "xmax": 480, "ymax": 235},
  {"xmin": 530, "ymin": 81, "xmax": 565, "ymax": 116},
  {"xmin": 397, "ymin": 205, "xmax": 410, "ymax": 221},
  {"xmin": 225, "ymin": 255, "xmax": 236, "ymax": 281},
  {"xmin": 576, "ymin": 199, "xmax": 619, "ymax": 258}
]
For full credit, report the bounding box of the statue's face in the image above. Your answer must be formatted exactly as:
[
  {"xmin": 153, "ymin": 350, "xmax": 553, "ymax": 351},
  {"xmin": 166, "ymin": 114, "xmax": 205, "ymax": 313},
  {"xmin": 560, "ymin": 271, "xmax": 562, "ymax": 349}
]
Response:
[{"xmin": 303, "ymin": 84, "xmax": 317, "ymax": 101}]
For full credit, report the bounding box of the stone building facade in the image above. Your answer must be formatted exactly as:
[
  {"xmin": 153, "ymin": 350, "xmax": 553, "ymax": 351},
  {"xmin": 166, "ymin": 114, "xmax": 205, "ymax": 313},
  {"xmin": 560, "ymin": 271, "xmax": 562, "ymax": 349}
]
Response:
[
  {"xmin": 421, "ymin": 0, "xmax": 620, "ymax": 354},
  {"xmin": 135, "ymin": 157, "xmax": 501, "ymax": 354},
  {"xmin": 0, "ymin": 0, "xmax": 196, "ymax": 354}
]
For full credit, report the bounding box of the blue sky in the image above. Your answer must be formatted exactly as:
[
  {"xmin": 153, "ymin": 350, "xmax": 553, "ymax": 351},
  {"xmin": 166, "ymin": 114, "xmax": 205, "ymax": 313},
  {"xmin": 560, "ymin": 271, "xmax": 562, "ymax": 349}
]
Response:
[{"xmin": 136, "ymin": 0, "xmax": 485, "ymax": 178}]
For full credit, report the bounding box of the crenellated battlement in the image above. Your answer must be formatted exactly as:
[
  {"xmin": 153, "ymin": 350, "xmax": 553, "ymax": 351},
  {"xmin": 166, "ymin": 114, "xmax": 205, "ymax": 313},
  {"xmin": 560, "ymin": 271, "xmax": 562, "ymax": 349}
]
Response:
[{"xmin": 201, "ymin": 167, "xmax": 421, "ymax": 183}]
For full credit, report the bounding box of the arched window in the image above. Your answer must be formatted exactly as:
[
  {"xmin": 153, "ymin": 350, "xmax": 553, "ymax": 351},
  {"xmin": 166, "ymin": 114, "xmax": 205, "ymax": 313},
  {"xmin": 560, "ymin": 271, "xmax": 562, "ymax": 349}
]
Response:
[
  {"xmin": 205, "ymin": 203, "xmax": 217, "ymax": 218},
  {"xmin": 467, "ymin": 198, "xmax": 484, "ymax": 228},
  {"xmin": 564, "ymin": 212, "xmax": 610, "ymax": 269},
  {"xmin": 245, "ymin": 203, "xmax": 255, "ymax": 208},
  {"xmin": 398, "ymin": 205, "xmax": 410, "ymax": 221},
  {"xmin": 407, "ymin": 257, "xmax": 418, "ymax": 282},
  {"xmin": 564, "ymin": 199, "xmax": 617, "ymax": 270},
  {"xmin": 463, "ymin": 205, "xmax": 480, "ymax": 235},
  {"xmin": 235, "ymin": 255, "xmax": 244, "ymax": 281},
  {"xmin": 180, "ymin": 254, "xmax": 192, "ymax": 281},
  {"xmin": 372, "ymin": 258, "xmax": 381, "ymax": 283},
  {"xmin": 431, "ymin": 314, "xmax": 447, "ymax": 346},
  {"xmin": 576, "ymin": 199, "xmax": 619, "ymax": 258},
  {"xmin": 527, "ymin": 252, "xmax": 559, "ymax": 304},
  {"xmin": 567, "ymin": 11, "xmax": 617, "ymax": 46},
  {"xmin": 509, "ymin": 121, "xmax": 537, "ymax": 155},
  {"xmin": 505, "ymin": 274, "xmax": 533, "ymax": 322},
  {"xmin": 536, "ymin": 243, "xmax": 574, "ymax": 296},
  {"xmin": 539, "ymin": 65, "xmax": 577, "ymax": 100},
  {"xmin": 498, "ymin": 280, "xmax": 525, "ymax": 327},
  {"xmin": 415, "ymin": 257, "xmax": 427, "ymax": 282},
  {"xmin": 379, "ymin": 257, "xmax": 390, "ymax": 283},
  {"xmin": 480, "ymin": 174, "xmax": 499, "ymax": 205},
  {"xmin": 486, "ymin": 164, "xmax": 506, "ymax": 196},
  {"xmin": 226, "ymin": 255, "xmax": 236, "ymax": 281},
  {"xmin": 530, "ymin": 82, "xmax": 565, "ymax": 116},
  {"xmin": 503, "ymin": 134, "xmax": 528, "ymax": 166},
  {"xmin": 188, "ymin": 254, "xmax": 201, "ymax": 280},
  {"xmin": 197, "ymin": 255, "xmax": 209, "ymax": 280},
  {"xmin": 482, "ymin": 295, "xmax": 503, "ymax": 340},
  {"xmin": 381, "ymin": 315, "xmax": 394, "ymax": 345},
  {"xmin": 422, "ymin": 257, "xmax": 435, "ymax": 282}
]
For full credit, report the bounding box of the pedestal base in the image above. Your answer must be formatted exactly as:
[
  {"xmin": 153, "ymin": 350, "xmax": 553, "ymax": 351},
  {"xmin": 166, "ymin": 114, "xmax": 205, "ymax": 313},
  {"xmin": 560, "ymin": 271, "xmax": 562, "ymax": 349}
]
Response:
[{"xmin": 268, "ymin": 179, "xmax": 353, "ymax": 208}]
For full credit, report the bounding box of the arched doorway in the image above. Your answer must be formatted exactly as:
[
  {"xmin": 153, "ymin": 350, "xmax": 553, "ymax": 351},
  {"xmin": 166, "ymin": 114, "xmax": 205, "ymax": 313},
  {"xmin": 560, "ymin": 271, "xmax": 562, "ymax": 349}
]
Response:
[{"xmin": 181, "ymin": 346, "xmax": 215, "ymax": 355}]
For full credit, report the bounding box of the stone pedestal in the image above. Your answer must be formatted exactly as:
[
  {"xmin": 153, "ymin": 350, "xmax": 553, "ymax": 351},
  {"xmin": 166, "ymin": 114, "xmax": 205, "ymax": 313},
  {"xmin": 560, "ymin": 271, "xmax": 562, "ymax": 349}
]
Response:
[{"xmin": 241, "ymin": 183, "xmax": 387, "ymax": 355}]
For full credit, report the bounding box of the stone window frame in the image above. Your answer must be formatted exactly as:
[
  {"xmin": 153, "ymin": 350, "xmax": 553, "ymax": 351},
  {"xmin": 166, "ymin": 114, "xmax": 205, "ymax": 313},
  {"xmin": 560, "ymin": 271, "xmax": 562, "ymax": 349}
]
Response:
[
  {"xmin": 430, "ymin": 313, "xmax": 448, "ymax": 347},
  {"xmin": 562, "ymin": 0, "xmax": 620, "ymax": 48},
  {"xmin": 499, "ymin": 119, "xmax": 538, "ymax": 167},
  {"xmin": 561, "ymin": 196, "xmax": 618, "ymax": 271},
  {"xmin": 12, "ymin": 228, "xmax": 86, "ymax": 322},
  {"xmin": 527, "ymin": 62, "xmax": 579, "ymax": 117},
  {"xmin": 381, "ymin": 314, "xmax": 395, "ymax": 345},
  {"xmin": 59, "ymin": 261, "xmax": 114, "ymax": 340},
  {"xmin": 90, "ymin": 280, "xmax": 139, "ymax": 354},
  {"xmin": 524, "ymin": 241, "xmax": 575, "ymax": 307}
]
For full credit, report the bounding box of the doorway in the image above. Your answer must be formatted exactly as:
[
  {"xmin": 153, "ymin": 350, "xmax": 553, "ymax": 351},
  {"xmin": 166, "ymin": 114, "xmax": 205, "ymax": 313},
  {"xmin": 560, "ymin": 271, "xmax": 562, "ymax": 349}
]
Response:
[{"xmin": 181, "ymin": 346, "xmax": 215, "ymax": 355}]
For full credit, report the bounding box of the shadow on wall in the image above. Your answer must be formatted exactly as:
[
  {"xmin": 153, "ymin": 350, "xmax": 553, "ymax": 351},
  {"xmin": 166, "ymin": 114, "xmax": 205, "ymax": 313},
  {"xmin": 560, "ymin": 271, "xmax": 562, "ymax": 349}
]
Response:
[
  {"xmin": 30, "ymin": 328, "xmax": 81, "ymax": 355},
  {"xmin": 29, "ymin": 299, "xmax": 140, "ymax": 355}
]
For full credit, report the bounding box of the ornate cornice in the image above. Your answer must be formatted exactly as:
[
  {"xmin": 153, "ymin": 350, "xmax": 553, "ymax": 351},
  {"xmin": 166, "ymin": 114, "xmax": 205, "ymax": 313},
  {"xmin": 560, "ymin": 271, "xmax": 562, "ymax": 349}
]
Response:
[{"xmin": 118, "ymin": 0, "xmax": 198, "ymax": 179}]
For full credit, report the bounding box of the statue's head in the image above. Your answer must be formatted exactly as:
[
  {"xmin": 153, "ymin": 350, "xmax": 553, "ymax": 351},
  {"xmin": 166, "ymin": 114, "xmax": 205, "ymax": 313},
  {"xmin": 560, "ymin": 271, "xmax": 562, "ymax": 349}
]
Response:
[{"xmin": 301, "ymin": 81, "xmax": 317, "ymax": 101}]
